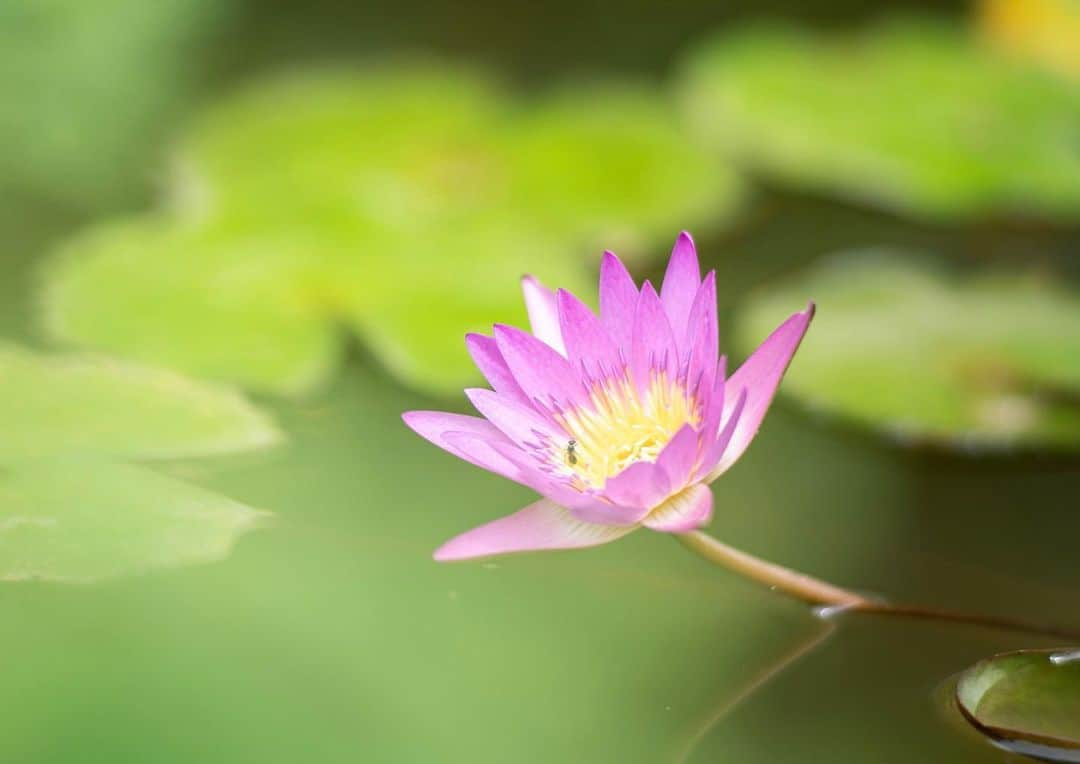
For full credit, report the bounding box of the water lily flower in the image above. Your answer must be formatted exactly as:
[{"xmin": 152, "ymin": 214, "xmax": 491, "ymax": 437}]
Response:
[{"xmin": 403, "ymin": 232, "xmax": 813, "ymax": 561}]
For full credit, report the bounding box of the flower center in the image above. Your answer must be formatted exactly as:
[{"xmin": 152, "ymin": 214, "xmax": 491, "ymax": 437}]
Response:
[{"xmin": 554, "ymin": 371, "xmax": 700, "ymax": 489}]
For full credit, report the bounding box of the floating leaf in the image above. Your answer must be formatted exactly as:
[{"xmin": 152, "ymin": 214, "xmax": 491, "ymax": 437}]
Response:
[
  {"xmin": 956, "ymin": 649, "xmax": 1080, "ymax": 761},
  {"xmin": 0, "ymin": 459, "xmax": 268, "ymax": 583},
  {"xmin": 735, "ymin": 252, "xmax": 1080, "ymax": 450},
  {"xmin": 43, "ymin": 220, "xmax": 341, "ymax": 397},
  {"xmin": 680, "ymin": 19, "xmax": 1080, "ymax": 221},
  {"xmin": 0, "ymin": 342, "xmax": 280, "ymax": 461},
  {"xmin": 0, "ymin": 343, "xmax": 278, "ymax": 581},
  {"xmin": 497, "ymin": 84, "xmax": 741, "ymax": 252},
  {"xmin": 0, "ymin": 0, "xmax": 226, "ymax": 208},
  {"xmin": 44, "ymin": 64, "xmax": 739, "ymax": 396}
]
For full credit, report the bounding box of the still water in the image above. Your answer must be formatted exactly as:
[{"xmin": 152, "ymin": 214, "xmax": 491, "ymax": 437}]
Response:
[
  {"xmin": 0, "ymin": 303, "xmax": 1076, "ymax": 761},
  {"xmin": 3, "ymin": 0, "xmax": 1079, "ymax": 759}
]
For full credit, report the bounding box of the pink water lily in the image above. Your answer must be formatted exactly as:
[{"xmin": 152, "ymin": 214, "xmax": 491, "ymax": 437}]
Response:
[{"xmin": 403, "ymin": 232, "xmax": 813, "ymax": 561}]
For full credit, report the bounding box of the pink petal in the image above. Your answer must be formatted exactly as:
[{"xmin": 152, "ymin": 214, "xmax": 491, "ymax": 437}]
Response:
[
  {"xmin": 631, "ymin": 281, "xmax": 678, "ymax": 392},
  {"xmin": 601, "ymin": 460, "xmax": 672, "ymax": 512},
  {"xmin": 642, "ymin": 484, "xmax": 713, "ymax": 533},
  {"xmin": 696, "ymin": 386, "xmax": 747, "ymax": 483},
  {"xmin": 521, "ymin": 276, "xmax": 566, "ymax": 356},
  {"xmin": 441, "ymin": 430, "xmax": 610, "ymax": 515},
  {"xmin": 598, "ymin": 251, "xmax": 638, "ymax": 353},
  {"xmin": 465, "ymin": 333, "xmax": 530, "ymax": 407},
  {"xmin": 711, "ymin": 305, "xmax": 813, "ymax": 477},
  {"xmin": 556, "ymin": 288, "xmax": 620, "ymax": 378},
  {"xmin": 465, "ymin": 387, "xmax": 564, "ymax": 451},
  {"xmin": 654, "ymin": 423, "xmax": 702, "ymax": 493},
  {"xmin": 433, "ymin": 498, "xmax": 636, "ymax": 561},
  {"xmin": 566, "ymin": 497, "xmax": 653, "ymax": 526},
  {"xmin": 402, "ymin": 410, "xmax": 523, "ymax": 482},
  {"xmin": 681, "ymin": 271, "xmax": 718, "ymax": 391},
  {"xmin": 697, "ymin": 356, "xmax": 727, "ymax": 444},
  {"xmin": 493, "ymin": 323, "xmax": 585, "ymax": 411},
  {"xmin": 659, "ymin": 232, "xmax": 701, "ymax": 345}
]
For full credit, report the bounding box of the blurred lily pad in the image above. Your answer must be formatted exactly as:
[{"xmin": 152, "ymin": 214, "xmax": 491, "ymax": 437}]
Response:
[
  {"xmin": 0, "ymin": 343, "xmax": 278, "ymax": 581},
  {"xmin": 0, "ymin": 460, "xmax": 268, "ymax": 583},
  {"xmin": 736, "ymin": 253, "xmax": 1080, "ymax": 450},
  {"xmin": 44, "ymin": 64, "xmax": 740, "ymax": 396},
  {"xmin": 680, "ymin": 19, "xmax": 1080, "ymax": 221},
  {"xmin": 0, "ymin": 342, "xmax": 280, "ymax": 461},
  {"xmin": 957, "ymin": 649, "xmax": 1080, "ymax": 760},
  {"xmin": 0, "ymin": 0, "xmax": 227, "ymax": 208}
]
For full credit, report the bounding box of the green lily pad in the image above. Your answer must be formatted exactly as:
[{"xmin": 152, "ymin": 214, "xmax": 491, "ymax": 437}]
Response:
[
  {"xmin": 0, "ymin": 342, "xmax": 280, "ymax": 461},
  {"xmin": 680, "ymin": 19, "xmax": 1080, "ymax": 221},
  {"xmin": 0, "ymin": 459, "xmax": 268, "ymax": 583},
  {"xmin": 0, "ymin": 343, "xmax": 279, "ymax": 581},
  {"xmin": 956, "ymin": 649, "xmax": 1080, "ymax": 760},
  {"xmin": 497, "ymin": 84, "xmax": 741, "ymax": 254},
  {"xmin": 735, "ymin": 252, "xmax": 1080, "ymax": 450},
  {"xmin": 0, "ymin": 0, "xmax": 226, "ymax": 208},
  {"xmin": 44, "ymin": 64, "xmax": 739, "ymax": 396}
]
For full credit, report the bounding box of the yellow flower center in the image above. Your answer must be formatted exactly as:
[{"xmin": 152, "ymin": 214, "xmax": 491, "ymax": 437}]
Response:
[{"xmin": 553, "ymin": 371, "xmax": 700, "ymax": 489}]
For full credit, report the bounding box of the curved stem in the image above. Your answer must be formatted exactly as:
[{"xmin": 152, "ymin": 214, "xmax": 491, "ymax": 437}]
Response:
[
  {"xmin": 676, "ymin": 530, "xmax": 873, "ymax": 608},
  {"xmin": 677, "ymin": 530, "xmax": 1080, "ymax": 641}
]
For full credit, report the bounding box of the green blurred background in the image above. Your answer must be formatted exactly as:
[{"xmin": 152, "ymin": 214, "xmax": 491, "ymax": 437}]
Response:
[{"xmin": 2, "ymin": 0, "xmax": 1080, "ymax": 761}]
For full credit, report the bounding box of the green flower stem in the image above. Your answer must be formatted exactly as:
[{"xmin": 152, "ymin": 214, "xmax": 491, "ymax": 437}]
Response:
[
  {"xmin": 676, "ymin": 530, "xmax": 872, "ymax": 608},
  {"xmin": 677, "ymin": 530, "xmax": 1080, "ymax": 641}
]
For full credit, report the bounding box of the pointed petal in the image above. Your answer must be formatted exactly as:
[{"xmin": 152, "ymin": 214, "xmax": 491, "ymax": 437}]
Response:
[
  {"xmin": 493, "ymin": 323, "xmax": 585, "ymax": 411},
  {"xmin": 642, "ymin": 484, "xmax": 713, "ymax": 533},
  {"xmin": 402, "ymin": 410, "xmax": 524, "ymax": 482},
  {"xmin": 566, "ymin": 497, "xmax": 653, "ymax": 526},
  {"xmin": 465, "ymin": 333, "xmax": 530, "ymax": 406},
  {"xmin": 697, "ymin": 386, "xmax": 747, "ymax": 483},
  {"xmin": 441, "ymin": 430, "xmax": 609, "ymax": 515},
  {"xmin": 433, "ymin": 498, "xmax": 636, "ymax": 561},
  {"xmin": 601, "ymin": 460, "xmax": 672, "ymax": 512},
  {"xmin": 521, "ymin": 276, "xmax": 566, "ymax": 356},
  {"xmin": 654, "ymin": 423, "xmax": 702, "ymax": 493},
  {"xmin": 599, "ymin": 251, "xmax": 638, "ymax": 353},
  {"xmin": 681, "ymin": 271, "xmax": 718, "ymax": 389},
  {"xmin": 631, "ymin": 281, "xmax": 678, "ymax": 392},
  {"xmin": 713, "ymin": 305, "xmax": 814, "ymax": 475},
  {"xmin": 698, "ymin": 356, "xmax": 727, "ymax": 443},
  {"xmin": 556, "ymin": 289, "xmax": 620, "ymax": 377},
  {"xmin": 659, "ymin": 232, "xmax": 701, "ymax": 344},
  {"xmin": 464, "ymin": 387, "xmax": 564, "ymax": 451}
]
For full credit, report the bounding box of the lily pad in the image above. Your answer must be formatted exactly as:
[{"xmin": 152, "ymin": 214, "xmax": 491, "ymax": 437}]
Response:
[
  {"xmin": 0, "ymin": 343, "xmax": 279, "ymax": 581},
  {"xmin": 735, "ymin": 252, "xmax": 1080, "ymax": 450},
  {"xmin": 0, "ymin": 342, "xmax": 280, "ymax": 461},
  {"xmin": 956, "ymin": 649, "xmax": 1080, "ymax": 760},
  {"xmin": 44, "ymin": 64, "xmax": 740, "ymax": 396},
  {"xmin": 0, "ymin": 0, "xmax": 226, "ymax": 208},
  {"xmin": 0, "ymin": 460, "xmax": 268, "ymax": 583},
  {"xmin": 679, "ymin": 18, "xmax": 1080, "ymax": 221}
]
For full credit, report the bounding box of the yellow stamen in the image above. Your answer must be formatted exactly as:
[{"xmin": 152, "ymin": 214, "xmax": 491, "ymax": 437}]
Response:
[{"xmin": 554, "ymin": 370, "xmax": 699, "ymax": 489}]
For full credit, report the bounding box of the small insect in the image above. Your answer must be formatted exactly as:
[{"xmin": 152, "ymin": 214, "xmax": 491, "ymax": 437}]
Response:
[{"xmin": 565, "ymin": 439, "xmax": 578, "ymax": 466}]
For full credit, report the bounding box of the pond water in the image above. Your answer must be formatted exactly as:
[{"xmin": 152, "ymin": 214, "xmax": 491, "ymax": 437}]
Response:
[
  {"xmin": 3, "ymin": 0, "xmax": 1080, "ymax": 761},
  {"xmin": 2, "ymin": 218, "xmax": 1079, "ymax": 761}
]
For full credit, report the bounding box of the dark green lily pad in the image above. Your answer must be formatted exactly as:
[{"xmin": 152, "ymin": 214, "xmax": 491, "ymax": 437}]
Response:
[
  {"xmin": 735, "ymin": 252, "xmax": 1080, "ymax": 450},
  {"xmin": 0, "ymin": 343, "xmax": 278, "ymax": 581},
  {"xmin": 0, "ymin": 0, "xmax": 226, "ymax": 208},
  {"xmin": 680, "ymin": 19, "xmax": 1080, "ymax": 221},
  {"xmin": 43, "ymin": 65, "xmax": 740, "ymax": 396},
  {"xmin": 957, "ymin": 649, "xmax": 1080, "ymax": 760}
]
